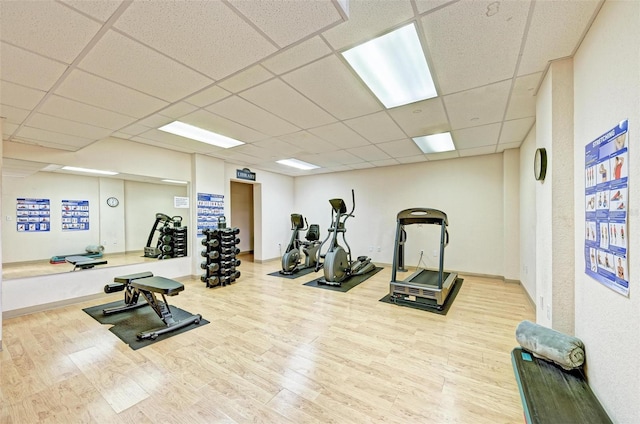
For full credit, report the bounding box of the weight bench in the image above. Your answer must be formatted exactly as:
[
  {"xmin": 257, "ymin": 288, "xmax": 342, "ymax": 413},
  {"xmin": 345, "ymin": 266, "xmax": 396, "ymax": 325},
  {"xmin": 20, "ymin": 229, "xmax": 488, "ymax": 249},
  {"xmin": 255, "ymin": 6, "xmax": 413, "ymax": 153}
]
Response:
[
  {"xmin": 103, "ymin": 272, "xmax": 201, "ymax": 340},
  {"xmin": 511, "ymin": 347, "xmax": 612, "ymax": 423},
  {"xmin": 66, "ymin": 255, "xmax": 108, "ymax": 271}
]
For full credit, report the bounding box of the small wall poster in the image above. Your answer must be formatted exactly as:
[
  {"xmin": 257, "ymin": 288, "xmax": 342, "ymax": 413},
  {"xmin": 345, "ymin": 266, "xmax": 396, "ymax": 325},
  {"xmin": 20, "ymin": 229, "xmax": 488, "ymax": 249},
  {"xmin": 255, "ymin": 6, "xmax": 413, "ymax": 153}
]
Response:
[
  {"xmin": 197, "ymin": 192, "xmax": 224, "ymax": 237},
  {"xmin": 584, "ymin": 119, "xmax": 629, "ymax": 296},
  {"xmin": 62, "ymin": 200, "xmax": 90, "ymax": 231},
  {"xmin": 16, "ymin": 198, "xmax": 50, "ymax": 232}
]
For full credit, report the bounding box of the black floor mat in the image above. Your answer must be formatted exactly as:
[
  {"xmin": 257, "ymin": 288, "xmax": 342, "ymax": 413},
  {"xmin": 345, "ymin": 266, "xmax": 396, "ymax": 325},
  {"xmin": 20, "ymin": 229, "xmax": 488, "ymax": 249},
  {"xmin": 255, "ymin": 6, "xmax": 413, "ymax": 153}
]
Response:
[
  {"xmin": 267, "ymin": 266, "xmax": 318, "ymax": 279},
  {"xmin": 379, "ymin": 278, "xmax": 464, "ymax": 315},
  {"xmin": 83, "ymin": 300, "xmax": 208, "ymax": 350},
  {"xmin": 303, "ymin": 267, "xmax": 383, "ymax": 292}
]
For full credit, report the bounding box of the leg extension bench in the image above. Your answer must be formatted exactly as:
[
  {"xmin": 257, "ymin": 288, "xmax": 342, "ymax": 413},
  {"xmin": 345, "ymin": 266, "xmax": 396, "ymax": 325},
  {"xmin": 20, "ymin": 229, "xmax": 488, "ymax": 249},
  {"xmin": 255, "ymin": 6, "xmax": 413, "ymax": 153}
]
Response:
[
  {"xmin": 66, "ymin": 255, "xmax": 108, "ymax": 271},
  {"xmin": 103, "ymin": 272, "xmax": 201, "ymax": 340},
  {"xmin": 511, "ymin": 347, "xmax": 612, "ymax": 424}
]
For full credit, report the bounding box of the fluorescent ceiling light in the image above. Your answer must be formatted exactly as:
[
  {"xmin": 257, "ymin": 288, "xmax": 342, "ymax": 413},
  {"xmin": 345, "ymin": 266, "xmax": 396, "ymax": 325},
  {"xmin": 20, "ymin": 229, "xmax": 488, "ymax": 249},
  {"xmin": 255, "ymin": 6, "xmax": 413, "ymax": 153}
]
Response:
[
  {"xmin": 412, "ymin": 132, "xmax": 455, "ymax": 153},
  {"xmin": 61, "ymin": 166, "xmax": 118, "ymax": 176},
  {"xmin": 162, "ymin": 179, "xmax": 188, "ymax": 184},
  {"xmin": 158, "ymin": 121, "xmax": 244, "ymax": 148},
  {"xmin": 342, "ymin": 23, "xmax": 437, "ymax": 108},
  {"xmin": 276, "ymin": 158, "xmax": 320, "ymax": 170}
]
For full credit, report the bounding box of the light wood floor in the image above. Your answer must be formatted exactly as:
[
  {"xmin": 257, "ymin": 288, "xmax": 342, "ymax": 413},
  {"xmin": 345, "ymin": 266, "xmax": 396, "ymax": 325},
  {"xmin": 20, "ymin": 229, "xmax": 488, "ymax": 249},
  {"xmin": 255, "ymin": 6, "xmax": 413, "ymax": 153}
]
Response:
[{"xmin": 1, "ymin": 259, "xmax": 534, "ymax": 423}]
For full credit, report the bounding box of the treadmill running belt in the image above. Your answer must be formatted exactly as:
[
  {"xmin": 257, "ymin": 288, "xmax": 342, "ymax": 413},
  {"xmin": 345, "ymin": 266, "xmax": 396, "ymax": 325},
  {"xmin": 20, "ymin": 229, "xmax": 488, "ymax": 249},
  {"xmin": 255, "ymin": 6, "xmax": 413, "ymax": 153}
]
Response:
[{"xmin": 410, "ymin": 269, "xmax": 451, "ymax": 286}]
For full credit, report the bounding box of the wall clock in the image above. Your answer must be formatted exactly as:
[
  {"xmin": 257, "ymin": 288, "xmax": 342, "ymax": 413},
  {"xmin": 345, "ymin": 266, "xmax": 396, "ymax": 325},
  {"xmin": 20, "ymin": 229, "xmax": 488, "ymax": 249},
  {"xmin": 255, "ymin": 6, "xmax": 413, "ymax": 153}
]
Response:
[
  {"xmin": 106, "ymin": 197, "xmax": 120, "ymax": 207},
  {"xmin": 534, "ymin": 148, "xmax": 548, "ymax": 181}
]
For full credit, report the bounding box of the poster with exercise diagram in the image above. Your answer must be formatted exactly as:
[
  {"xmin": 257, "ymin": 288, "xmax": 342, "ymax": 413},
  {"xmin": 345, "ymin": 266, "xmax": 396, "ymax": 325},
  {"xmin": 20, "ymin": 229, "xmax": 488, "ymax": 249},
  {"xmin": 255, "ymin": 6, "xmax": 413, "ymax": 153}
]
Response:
[
  {"xmin": 584, "ymin": 120, "xmax": 628, "ymax": 296},
  {"xmin": 16, "ymin": 198, "xmax": 50, "ymax": 232}
]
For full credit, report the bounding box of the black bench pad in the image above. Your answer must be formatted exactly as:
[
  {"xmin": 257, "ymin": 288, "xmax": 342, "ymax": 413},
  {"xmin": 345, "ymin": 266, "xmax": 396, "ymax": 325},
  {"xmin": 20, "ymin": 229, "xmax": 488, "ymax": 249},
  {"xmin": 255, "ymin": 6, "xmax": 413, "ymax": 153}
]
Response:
[
  {"xmin": 131, "ymin": 276, "xmax": 184, "ymax": 296},
  {"xmin": 114, "ymin": 271, "xmax": 154, "ymax": 284}
]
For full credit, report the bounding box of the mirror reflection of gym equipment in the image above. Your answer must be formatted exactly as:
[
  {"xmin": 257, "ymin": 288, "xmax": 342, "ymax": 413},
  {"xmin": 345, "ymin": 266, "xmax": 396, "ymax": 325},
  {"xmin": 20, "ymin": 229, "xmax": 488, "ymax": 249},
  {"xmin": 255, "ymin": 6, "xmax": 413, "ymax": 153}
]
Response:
[
  {"xmin": 390, "ymin": 208, "xmax": 458, "ymax": 310},
  {"xmin": 280, "ymin": 214, "xmax": 321, "ymax": 275},
  {"xmin": 144, "ymin": 213, "xmax": 188, "ymax": 259}
]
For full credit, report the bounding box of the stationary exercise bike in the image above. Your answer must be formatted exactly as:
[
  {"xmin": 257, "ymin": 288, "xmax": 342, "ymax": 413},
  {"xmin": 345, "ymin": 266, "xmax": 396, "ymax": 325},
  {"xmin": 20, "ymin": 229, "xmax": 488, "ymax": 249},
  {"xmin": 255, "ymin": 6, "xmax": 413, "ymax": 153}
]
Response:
[
  {"xmin": 315, "ymin": 190, "xmax": 375, "ymax": 286},
  {"xmin": 280, "ymin": 214, "xmax": 321, "ymax": 275}
]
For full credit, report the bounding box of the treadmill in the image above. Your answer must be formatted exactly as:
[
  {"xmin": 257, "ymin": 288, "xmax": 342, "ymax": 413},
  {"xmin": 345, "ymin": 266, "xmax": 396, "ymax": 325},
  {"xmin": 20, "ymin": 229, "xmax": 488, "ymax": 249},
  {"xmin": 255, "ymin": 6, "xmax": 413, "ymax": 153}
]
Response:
[{"xmin": 389, "ymin": 208, "xmax": 457, "ymax": 310}]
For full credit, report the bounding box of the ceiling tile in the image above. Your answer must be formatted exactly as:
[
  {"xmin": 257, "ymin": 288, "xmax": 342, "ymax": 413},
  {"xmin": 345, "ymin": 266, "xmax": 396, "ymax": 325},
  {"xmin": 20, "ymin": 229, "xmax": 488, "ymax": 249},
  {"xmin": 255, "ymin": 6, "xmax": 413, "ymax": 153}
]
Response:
[
  {"xmin": 55, "ymin": 69, "xmax": 168, "ymax": 118},
  {"xmin": 344, "ymin": 111, "xmax": 406, "ymax": 143},
  {"xmin": 347, "ymin": 144, "xmax": 391, "ymax": 161},
  {"xmin": 231, "ymin": 143, "xmax": 271, "ymax": 158},
  {"xmin": 308, "ymin": 122, "xmax": 370, "ymax": 149},
  {"xmin": 505, "ymin": 72, "xmax": 541, "ymax": 120},
  {"xmin": 322, "ymin": 0, "xmax": 414, "ymax": 50},
  {"xmin": 0, "ymin": 43, "xmax": 68, "ymax": 91},
  {"xmin": 229, "ymin": 0, "xmax": 344, "ymax": 47},
  {"xmin": 415, "ymin": 0, "xmax": 453, "ymax": 15},
  {"xmin": 78, "ymin": 30, "xmax": 214, "ymax": 102},
  {"xmin": 206, "ymin": 96, "xmax": 299, "ymax": 137},
  {"xmin": 422, "ymin": 0, "xmax": 530, "ymax": 95},
  {"xmin": 371, "ymin": 158, "xmax": 400, "ymax": 167},
  {"xmin": 241, "ymin": 78, "xmax": 337, "ymax": 128},
  {"xmin": 452, "ymin": 122, "xmax": 501, "ymax": 150},
  {"xmin": 15, "ymin": 126, "xmax": 94, "ymax": 150},
  {"xmin": 1, "ymin": 80, "xmax": 46, "ymax": 110},
  {"xmin": 376, "ymin": 139, "xmax": 423, "ymax": 158},
  {"xmin": 217, "ymin": 151, "xmax": 265, "ymax": 165},
  {"xmin": 185, "ymin": 86, "xmax": 231, "ymax": 108},
  {"xmin": 135, "ymin": 114, "xmax": 174, "ymax": 129},
  {"xmin": 114, "ymin": 1, "xmax": 276, "ymax": 80},
  {"xmin": 282, "ymin": 55, "xmax": 382, "ymax": 120},
  {"xmin": 458, "ymin": 145, "xmax": 497, "ymax": 157},
  {"xmin": 133, "ymin": 130, "xmax": 222, "ymax": 154},
  {"xmin": 261, "ymin": 36, "xmax": 332, "ymax": 75},
  {"xmin": 0, "ymin": 1, "xmax": 101, "ymax": 63},
  {"xmin": 497, "ymin": 142, "xmax": 521, "ymax": 152},
  {"xmin": 388, "ymin": 97, "xmax": 449, "ymax": 137},
  {"xmin": 250, "ymin": 138, "xmax": 304, "ymax": 157},
  {"xmin": 2, "ymin": 122, "xmax": 18, "ymax": 137},
  {"xmin": 425, "ymin": 150, "xmax": 459, "ymax": 161},
  {"xmin": 349, "ymin": 162, "xmax": 375, "ymax": 170},
  {"xmin": 158, "ymin": 102, "xmax": 200, "ymax": 120},
  {"xmin": 278, "ymin": 131, "xmax": 339, "ymax": 154},
  {"xmin": 2, "ymin": 158, "xmax": 48, "ymax": 178},
  {"xmin": 499, "ymin": 117, "xmax": 535, "ymax": 144},
  {"xmin": 518, "ymin": 1, "xmax": 600, "ymax": 75},
  {"xmin": 218, "ymin": 65, "xmax": 274, "ymax": 94},
  {"xmin": 443, "ymin": 79, "xmax": 512, "ymax": 130},
  {"xmin": 396, "ymin": 155, "xmax": 428, "ymax": 164},
  {"xmin": 38, "ymin": 95, "xmax": 135, "ymax": 130},
  {"xmin": 118, "ymin": 123, "xmax": 152, "ymax": 136},
  {"xmin": 28, "ymin": 113, "xmax": 114, "ymax": 140},
  {"xmin": 61, "ymin": 0, "xmax": 124, "ymax": 22},
  {"xmin": 0, "ymin": 104, "xmax": 31, "ymax": 125},
  {"xmin": 299, "ymin": 150, "xmax": 363, "ymax": 166},
  {"xmin": 181, "ymin": 109, "xmax": 269, "ymax": 143}
]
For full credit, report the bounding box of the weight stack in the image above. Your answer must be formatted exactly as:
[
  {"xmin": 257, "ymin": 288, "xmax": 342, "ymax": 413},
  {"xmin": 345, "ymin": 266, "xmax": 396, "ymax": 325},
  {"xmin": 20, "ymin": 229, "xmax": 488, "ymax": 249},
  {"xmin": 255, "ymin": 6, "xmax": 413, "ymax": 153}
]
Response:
[{"xmin": 200, "ymin": 227, "xmax": 241, "ymax": 288}]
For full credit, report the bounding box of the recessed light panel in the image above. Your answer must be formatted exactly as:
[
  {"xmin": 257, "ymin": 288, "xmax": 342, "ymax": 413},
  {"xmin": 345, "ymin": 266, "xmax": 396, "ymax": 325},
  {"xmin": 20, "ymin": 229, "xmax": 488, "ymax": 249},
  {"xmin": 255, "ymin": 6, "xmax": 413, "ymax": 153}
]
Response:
[
  {"xmin": 61, "ymin": 166, "xmax": 119, "ymax": 176},
  {"xmin": 159, "ymin": 121, "xmax": 244, "ymax": 148},
  {"xmin": 412, "ymin": 132, "xmax": 455, "ymax": 154},
  {"xmin": 276, "ymin": 158, "xmax": 320, "ymax": 170},
  {"xmin": 162, "ymin": 179, "xmax": 188, "ymax": 184},
  {"xmin": 342, "ymin": 23, "xmax": 437, "ymax": 108}
]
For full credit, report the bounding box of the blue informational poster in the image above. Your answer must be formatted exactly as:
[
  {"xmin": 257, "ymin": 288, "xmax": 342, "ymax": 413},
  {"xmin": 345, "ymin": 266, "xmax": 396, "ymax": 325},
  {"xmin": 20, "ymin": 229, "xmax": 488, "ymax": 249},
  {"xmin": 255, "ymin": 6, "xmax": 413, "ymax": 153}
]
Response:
[
  {"xmin": 61, "ymin": 200, "xmax": 90, "ymax": 231},
  {"xmin": 197, "ymin": 192, "xmax": 224, "ymax": 237},
  {"xmin": 584, "ymin": 120, "xmax": 629, "ymax": 296},
  {"xmin": 16, "ymin": 198, "xmax": 51, "ymax": 232}
]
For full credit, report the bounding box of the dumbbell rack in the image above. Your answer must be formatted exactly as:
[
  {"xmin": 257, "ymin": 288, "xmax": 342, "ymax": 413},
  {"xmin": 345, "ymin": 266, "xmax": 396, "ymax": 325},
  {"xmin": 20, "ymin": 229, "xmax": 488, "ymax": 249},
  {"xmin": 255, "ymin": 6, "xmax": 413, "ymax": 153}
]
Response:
[
  {"xmin": 157, "ymin": 225, "xmax": 188, "ymax": 259},
  {"xmin": 200, "ymin": 227, "xmax": 241, "ymax": 288}
]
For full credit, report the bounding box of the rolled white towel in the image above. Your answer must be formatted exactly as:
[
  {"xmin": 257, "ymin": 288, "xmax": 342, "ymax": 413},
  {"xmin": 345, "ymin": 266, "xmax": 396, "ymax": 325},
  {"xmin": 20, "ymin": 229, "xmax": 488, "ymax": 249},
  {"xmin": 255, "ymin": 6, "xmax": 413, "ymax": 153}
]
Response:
[{"xmin": 516, "ymin": 320, "xmax": 585, "ymax": 370}]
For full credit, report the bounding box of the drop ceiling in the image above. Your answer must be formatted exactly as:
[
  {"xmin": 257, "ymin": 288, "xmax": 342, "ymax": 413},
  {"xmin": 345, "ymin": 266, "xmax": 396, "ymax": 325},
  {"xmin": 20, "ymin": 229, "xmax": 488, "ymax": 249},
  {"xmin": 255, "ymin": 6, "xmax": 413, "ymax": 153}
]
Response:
[{"xmin": 0, "ymin": 0, "xmax": 602, "ymax": 177}]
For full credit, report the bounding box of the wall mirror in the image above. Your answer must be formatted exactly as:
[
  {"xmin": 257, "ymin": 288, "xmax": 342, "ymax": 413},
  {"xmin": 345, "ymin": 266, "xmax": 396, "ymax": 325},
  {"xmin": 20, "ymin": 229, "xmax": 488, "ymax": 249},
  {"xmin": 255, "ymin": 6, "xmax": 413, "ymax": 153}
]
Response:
[{"xmin": 2, "ymin": 158, "xmax": 191, "ymax": 280}]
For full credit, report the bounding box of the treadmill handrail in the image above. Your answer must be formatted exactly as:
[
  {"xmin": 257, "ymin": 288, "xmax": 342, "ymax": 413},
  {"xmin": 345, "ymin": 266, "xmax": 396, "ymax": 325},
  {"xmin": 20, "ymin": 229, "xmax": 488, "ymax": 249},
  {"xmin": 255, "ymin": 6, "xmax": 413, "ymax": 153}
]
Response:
[{"xmin": 396, "ymin": 208, "xmax": 448, "ymax": 226}]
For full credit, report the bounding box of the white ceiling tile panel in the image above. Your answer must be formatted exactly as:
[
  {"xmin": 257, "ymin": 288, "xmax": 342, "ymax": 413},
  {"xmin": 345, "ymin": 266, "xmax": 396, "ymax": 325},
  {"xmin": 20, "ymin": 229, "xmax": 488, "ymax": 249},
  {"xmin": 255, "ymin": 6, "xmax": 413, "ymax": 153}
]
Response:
[
  {"xmin": 443, "ymin": 79, "xmax": 512, "ymax": 130},
  {"xmin": 278, "ymin": 131, "xmax": 339, "ymax": 154},
  {"xmin": 182, "ymin": 109, "xmax": 269, "ymax": 143},
  {"xmin": 28, "ymin": 113, "xmax": 114, "ymax": 140},
  {"xmin": 2, "ymin": 158, "xmax": 48, "ymax": 178},
  {"xmin": 251, "ymin": 138, "xmax": 304, "ymax": 157},
  {"xmin": 0, "ymin": 104, "xmax": 30, "ymax": 125},
  {"xmin": 135, "ymin": 114, "xmax": 174, "ymax": 130},
  {"xmin": 282, "ymin": 55, "xmax": 382, "ymax": 120},
  {"xmin": 370, "ymin": 158, "xmax": 400, "ymax": 167},
  {"xmin": 78, "ymin": 30, "xmax": 214, "ymax": 102},
  {"xmin": 117, "ymin": 124, "xmax": 151, "ymax": 136},
  {"xmin": 415, "ymin": 0, "xmax": 454, "ymax": 15},
  {"xmin": 261, "ymin": 36, "xmax": 332, "ymax": 75},
  {"xmin": 110, "ymin": 132, "xmax": 133, "ymax": 140},
  {"xmin": 1, "ymin": 81, "xmax": 46, "ymax": 110},
  {"xmin": 322, "ymin": 0, "xmax": 415, "ymax": 50},
  {"xmin": 308, "ymin": 122, "xmax": 370, "ymax": 149},
  {"xmin": 396, "ymin": 155, "xmax": 428, "ymax": 164},
  {"xmin": 422, "ymin": 0, "xmax": 530, "ymax": 95},
  {"xmin": 452, "ymin": 122, "xmax": 501, "ymax": 150},
  {"xmin": 2, "ymin": 122, "xmax": 18, "ymax": 137},
  {"xmin": 347, "ymin": 144, "xmax": 391, "ymax": 161},
  {"xmin": 0, "ymin": 1, "xmax": 101, "ymax": 64},
  {"xmin": 344, "ymin": 111, "xmax": 406, "ymax": 143},
  {"xmin": 376, "ymin": 139, "xmax": 424, "ymax": 158},
  {"xmin": 349, "ymin": 162, "xmax": 375, "ymax": 170},
  {"xmin": 38, "ymin": 95, "xmax": 135, "ymax": 130},
  {"xmin": 0, "ymin": 43, "xmax": 68, "ymax": 91},
  {"xmin": 229, "ymin": 0, "xmax": 344, "ymax": 48},
  {"xmin": 518, "ymin": 1, "xmax": 600, "ymax": 76},
  {"xmin": 185, "ymin": 86, "xmax": 231, "ymax": 108},
  {"xmin": 231, "ymin": 143, "xmax": 272, "ymax": 158},
  {"xmin": 328, "ymin": 165, "xmax": 354, "ymax": 173},
  {"xmin": 206, "ymin": 96, "xmax": 300, "ymax": 137},
  {"xmin": 499, "ymin": 117, "xmax": 535, "ymax": 144},
  {"xmin": 458, "ymin": 145, "xmax": 497, "ymax": 157},
  {"xmin": 387, "ymin": 97, "xmax": 449, "ymax": 137},
  {"xmin": 55, "ymin": 70, "xmax": 168, "ymax": 118},
  {"xmin": 218, "ymin": 152, "xmax": 265, "ymax": 165},
  {"xmin": 505, "ymin": 72, "xmax": 541, "ymax": 120},
  {"xmin": 218, "ymin": 65, "xmax": 274, "ymax": 93},
  {"xmin": 131, "ymin": 135, "xmax": 206, "ymax": 155},
  {"xmin": 133, "ymin": 130, "xmax": 222, "ymax": 154},
  {"xmin": 114, "ymin": 1, "xmax": 276, "ymax": 80},
  {"xmin": 15, "ymin": 126, "xmax": 94, "ymax": 150},
  {"xmin": 158, "ymin": 102, "xmax": 200, "ymax": 120},
  {"xmin": 61, "ymin": 0, "xmax": 123, "ymax": 22},
  {"xmin": 296, "ymin": 152, "xmax": 342, "ymax": 168},
  {"xmin": 425, "ymin": 150, "xmax": 459, "ymax": 161},
  {"xmin": 497, "ymin": 142, "xmax": 521, "ymax": 152},
  {"xmin": 240, "ymin": 79, "xmax": 337, "ymax": 128}
]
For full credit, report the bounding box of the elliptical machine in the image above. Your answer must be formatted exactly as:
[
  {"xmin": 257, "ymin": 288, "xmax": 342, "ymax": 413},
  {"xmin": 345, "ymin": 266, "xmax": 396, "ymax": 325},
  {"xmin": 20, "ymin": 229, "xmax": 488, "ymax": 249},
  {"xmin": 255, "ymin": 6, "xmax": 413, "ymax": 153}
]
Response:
[
  {"xmin": 315, "ymin": 190, "xmax": 375, "ymax": 286},
  {"xmin": 280, "ymin": 214, "xmax": 321, "ymax": 275}
]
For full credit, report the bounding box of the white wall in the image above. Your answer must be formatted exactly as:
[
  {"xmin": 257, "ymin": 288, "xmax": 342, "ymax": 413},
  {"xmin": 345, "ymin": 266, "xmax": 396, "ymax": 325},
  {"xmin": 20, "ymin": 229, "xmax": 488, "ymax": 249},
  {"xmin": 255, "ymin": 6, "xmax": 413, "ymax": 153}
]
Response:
[
  {"xmin": 99, "ymin": 178, "xmax": 126, "ymax": 253},
  {"xmin": 294, "ymin": 154, "xmax": 505, "ymax": 276},
  {"xmin": 503, "ymin": 149, "xmax": 520, "ymax": 281},
  {"xmin": 519, "ymin": 126, "xmax": 537, "ymax": 302},
  {"xmin": 572, "ymin": 1, "xmax": 640, "ymax": 422}
]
